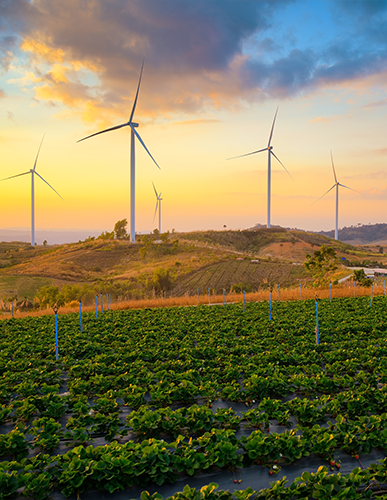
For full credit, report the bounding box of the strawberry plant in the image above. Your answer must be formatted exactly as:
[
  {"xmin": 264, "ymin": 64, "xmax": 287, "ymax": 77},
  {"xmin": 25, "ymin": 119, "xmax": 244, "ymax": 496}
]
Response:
[{"xmin": 30, "ymin": 417, "xmax": 61, "ymax": 451}]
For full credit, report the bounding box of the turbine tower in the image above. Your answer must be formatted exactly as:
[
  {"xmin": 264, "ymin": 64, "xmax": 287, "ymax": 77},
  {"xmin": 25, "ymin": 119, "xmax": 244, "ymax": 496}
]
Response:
[
  {"xmin": 77, "ymin": 59, "xmax": 160, "ymax": 243},
  {"xmin": 1, "ymin": 134, "xmax": 63, "ymax": 246},
  {"xmin": 313, "ymin": 151, "xmax": 362, "ymax": 240},
  {"xmin": 227, "ymin": 107, "xmax": 292, "ymax": 228},
  {"xmin": 152, "ymin": 182, "xmax": 162, "ymax": 233}
]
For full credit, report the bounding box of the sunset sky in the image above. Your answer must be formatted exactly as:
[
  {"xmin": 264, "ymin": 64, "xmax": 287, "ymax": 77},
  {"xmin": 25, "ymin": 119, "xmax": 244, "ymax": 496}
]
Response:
[{"xmin": 1, "ymin": 0, "xmax": 387, "ymax": 241}]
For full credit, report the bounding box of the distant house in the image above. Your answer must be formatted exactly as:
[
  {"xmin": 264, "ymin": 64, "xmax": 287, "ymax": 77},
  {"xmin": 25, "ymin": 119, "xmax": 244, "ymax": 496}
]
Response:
[{"xmin": 251, "ymin": 259, "xmax": 260, "ymax": 263}]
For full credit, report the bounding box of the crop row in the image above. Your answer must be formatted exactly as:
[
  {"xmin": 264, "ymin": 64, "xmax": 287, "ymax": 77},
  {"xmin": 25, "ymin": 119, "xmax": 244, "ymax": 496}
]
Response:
[
  {"xmin": 0, "ymin": 296, "xmax": 387, "ymax": 497},
  {"xmin": 140, "ymin": 463, "xmax": 387, "ymax": 500},
  {"xmin": 2, "ymin": 423, "xmax": 387, "ymax": 499}
]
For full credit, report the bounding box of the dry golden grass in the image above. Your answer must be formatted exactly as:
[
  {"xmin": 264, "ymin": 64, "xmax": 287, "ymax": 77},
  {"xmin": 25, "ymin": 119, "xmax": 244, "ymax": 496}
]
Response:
[{"xmin": 0, "ymin": 282, "xmax": 381, "ymax": 320}]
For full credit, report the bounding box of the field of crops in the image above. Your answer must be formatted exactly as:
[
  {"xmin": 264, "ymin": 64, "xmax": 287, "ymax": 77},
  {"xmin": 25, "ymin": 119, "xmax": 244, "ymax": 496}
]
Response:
[{"xmin": 1, "ymin": 296, "xmax": 387, "ymax": 499}]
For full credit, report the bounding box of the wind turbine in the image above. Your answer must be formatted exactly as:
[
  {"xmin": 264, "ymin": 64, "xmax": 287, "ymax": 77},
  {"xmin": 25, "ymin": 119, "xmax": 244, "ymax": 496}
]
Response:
[
  {"xmin": 227, "ymin": 107, "xmax": 292, "ymax": 228},
  {"xmin": 1, "ymin": 134, "xmax": 63, "ymax": 247},
  {"xmin": 77, "ymin": 59, "xmax": 160, "ymax": 243},
  {"xmin": 313, "ymin": 151, "xmax": 362, "ymax": 240},
  {"xmin": 152, "ymin": 182, "xmax": 162, "ymax": 233}
]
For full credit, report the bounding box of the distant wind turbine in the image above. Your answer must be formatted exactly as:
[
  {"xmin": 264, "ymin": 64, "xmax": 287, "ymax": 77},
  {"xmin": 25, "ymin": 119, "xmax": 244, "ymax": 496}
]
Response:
[
  {"xmin": 227, "ymin": 107, "xmax": 292, "ymax": 228},
  {"xmin": 1, "ymin": 134, "xmax": 63, "ymax": 247},
  {"xmin": 77, "ymin": 59, "xmax": 160, "ymax": 243},
  {"xmin": 313, "ymin": 151, "xmax": 362, "ymax": 240},
  {"xmin": 152, "ymin": 182, "xmax": 162, "ymax": 233}
]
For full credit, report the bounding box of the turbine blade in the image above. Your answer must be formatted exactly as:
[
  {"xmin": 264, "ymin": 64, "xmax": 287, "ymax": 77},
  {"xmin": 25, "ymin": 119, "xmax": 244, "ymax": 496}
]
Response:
[
  {"xmin": 270, "ymin": 150, "xmax": 293, "ymax": 180},
  {"xmin": 33, "ymin": 133, "xmax": 46, "ymax": 171},
  {"xmin": 339, "ymin": 183, "xmax": 363, "ymax": 196},
  {"xmin": 34, "ymin": 171, "xmax": 64, "ymax": 200},
  {"xmin": 1, "ymin": 171, "xmax": 30, "ymax": 181},
  {"xmin": 129, "ymin": 58, "xmax": 145, "ymax": 124},
  {"xmin": 130, "ymin": 124, "xmax": 161, "ymax": 169},
  {"xmin": 330, "ymin": 150, "xmax": 338, "ymax": 183},
  {"xmin": 152, "ymin": 181, "xmax": 158, "ymax": 198},
  {"xmin": 267, "ymin": 106, "xmax": 279, "ymax": 147},
  {"xmin": 226, "ymin": 148, "xmax": 267, "ymax": 161},
  {"xmin": 153, "ymin": 199, "xmax": 159, "ymax": 222},
  {"xmin": 312, "ymin": 184, "xmax": 336, "ymax": 205},
  {"xmin": 77, "ymin": 123, "xmax": 128, "ymax": 143}
]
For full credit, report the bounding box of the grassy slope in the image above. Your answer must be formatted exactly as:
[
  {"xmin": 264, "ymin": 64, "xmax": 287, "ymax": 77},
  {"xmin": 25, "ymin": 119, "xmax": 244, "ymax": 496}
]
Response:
[{"xmin": 0, "ymin": 229, "xmax": 384, "ymax": 301}]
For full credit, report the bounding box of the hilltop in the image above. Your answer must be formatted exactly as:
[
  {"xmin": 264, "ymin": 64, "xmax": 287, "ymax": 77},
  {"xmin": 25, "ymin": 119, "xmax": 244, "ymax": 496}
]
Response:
[
  {"xmin": 0, "ymin": 228, "xmax": 385, "ymax": 308},
  {"xmin": 319, "ymin": 223, "xmax": 387, "ymax": 246}
]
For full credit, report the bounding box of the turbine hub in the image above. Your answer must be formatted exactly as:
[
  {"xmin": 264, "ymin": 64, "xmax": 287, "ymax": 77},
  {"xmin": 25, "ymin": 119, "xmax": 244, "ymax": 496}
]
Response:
[
  {"xmin": 268, "ymin": 146, "xmax": 273, "ymax": 150},
  {"xmin": 130, "ymin": 122, "xmax": 139, "ymax": 128}
]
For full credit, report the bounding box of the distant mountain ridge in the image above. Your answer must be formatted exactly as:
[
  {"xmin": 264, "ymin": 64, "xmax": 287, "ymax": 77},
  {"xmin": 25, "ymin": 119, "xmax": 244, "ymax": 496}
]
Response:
[{"xmin": 318, "ymin": 223, "xmax": 387, "ymax": 244}]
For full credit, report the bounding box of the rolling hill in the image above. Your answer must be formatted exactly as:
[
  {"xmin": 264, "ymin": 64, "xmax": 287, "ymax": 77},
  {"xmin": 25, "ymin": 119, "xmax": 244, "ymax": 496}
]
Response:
[{"xmin": 0, "ymin": 228, "xmax": 385, "ymax": 308}]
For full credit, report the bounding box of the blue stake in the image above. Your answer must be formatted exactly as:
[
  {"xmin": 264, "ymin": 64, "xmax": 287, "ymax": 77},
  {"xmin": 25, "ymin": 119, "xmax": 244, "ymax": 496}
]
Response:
[
  {"xmin": 100, "ymin": 294, "xmax": 103, "ymax": 313},
  {"xmin": 300, "ymin": 283, "xmax": 303, "ymax": 301},
  {"xmin": 223, "ymin": 289, "xmax": 225, "ymax": 308},
  {"xmin": 370, "ymin": 284, "xmax": 373, "ymax": 308},
  {"xmin": 384, "ymin": 280, "xmax": 386, "ymax": 296},
  {"xmin": 330, "ymin": 282, "xmax": 332, "ymax": 303},
  {"xmin": 270, "ymin": 288, "xmax": 272, "ymax": 320},
  {"xmin": 95, "ymin": 295, "xmax": 98, "ymax": 319},
  {"xmin": 243, "ymin": 290, "xmax": 245, "ymax": 313},
  {"xmin": 11, "ymin": 302, "xmax": 13, "ymax": 319},
  {"xmin": 79, "ymin": 301, "xmax": 83, "ymax": 333},
  {"xmin": 54, "ymin": 305, "xmax": 59, "ymax": 360},
  {"xmin": 208, "ymin": 288, "xmax": 211, "ymax": 305},
  {"xmin": 106, "ymin": 294, "xmax": 109, "ymax": 311},
  {"xmin": 197, "ymin": 288, "xmax": 199, "ymax": 304},
  {"xmin": 316, "ymin": 295, "xmax": 319, "ymax": 345},
  {"xmin": 278, "ymin": 284, "xmax": 280, "ymax": 302}
]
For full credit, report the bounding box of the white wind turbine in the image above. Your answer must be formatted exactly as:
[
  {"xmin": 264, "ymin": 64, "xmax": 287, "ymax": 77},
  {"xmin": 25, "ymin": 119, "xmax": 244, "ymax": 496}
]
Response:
[
  {"xmin": 1, "ymin": 134, "xmax": 63, "ymax": 247},
  {"xmin": 313, "ymin": 151, "xmax": 362, "ymax": 240},
  {"xmin": 227, "ymin": 107, "xmax": 292, "ymax": 228},
  {"xmin": 77, "ymin": 59, "xmax": 160, "ymax": 243},
  {"xmin": 152, "ymin": 182, "xmax": 162, "ymax": 233}
]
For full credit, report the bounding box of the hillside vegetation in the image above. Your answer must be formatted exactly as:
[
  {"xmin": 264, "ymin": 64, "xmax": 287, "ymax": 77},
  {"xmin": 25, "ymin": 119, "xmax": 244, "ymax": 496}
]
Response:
[
  {"xmin": 0, "ymin": 228, "xmax": 385, "ymax": 310},
  {"xmin": 319, "ymin": 222, "xmax": 387, "ymax": 245}
]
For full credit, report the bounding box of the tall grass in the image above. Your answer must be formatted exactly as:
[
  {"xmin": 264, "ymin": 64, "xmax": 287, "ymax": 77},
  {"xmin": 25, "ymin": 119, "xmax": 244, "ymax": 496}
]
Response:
[{"xmin": 0, "ymin": 282, "xmax": 383, "ymax": 320}]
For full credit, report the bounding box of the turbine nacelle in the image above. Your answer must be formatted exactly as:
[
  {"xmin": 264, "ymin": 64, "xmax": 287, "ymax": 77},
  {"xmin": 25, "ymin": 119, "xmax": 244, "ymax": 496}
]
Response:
[{"xmin": 130, "ymin": 122, "xmax": 139, "ymax": 128}]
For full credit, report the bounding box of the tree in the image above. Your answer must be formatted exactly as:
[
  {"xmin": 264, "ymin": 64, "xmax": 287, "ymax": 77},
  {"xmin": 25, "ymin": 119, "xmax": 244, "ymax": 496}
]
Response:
[
  {"xmin": 114, "ymin": 219, "xmax": 128, "ymax": 240},
  {"xmin": 43, "ymin": 240, "xmax": 47, "ymax": 246},
  {"xmin": 152, "ymin": 268, "xmax": 174, "ymax": 295},
  {"xmin": 353, "ymin": 269, "xmax": 372, "ymax": 287},
  {"xmin": 304, "ymin": 246, "xmax": 338, "ymax": 286}
]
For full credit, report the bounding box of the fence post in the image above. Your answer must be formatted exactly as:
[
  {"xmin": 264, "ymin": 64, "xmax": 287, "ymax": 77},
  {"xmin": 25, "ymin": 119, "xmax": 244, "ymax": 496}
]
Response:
[
  {"xmin": 316, "ymin": 295, "xmax": 319, "ymax": 345},
  {"xmin": 53, "ymin": 305, "xmax": 59, "ymax": 360},
  {"xmin": 208, "ymin": 288, "xmax": 211, "ymax": 305},
  {"xmin": 223, "ymin": 289, "xmax": 225, "ymax": 308},
  {"xmin": 95, "ymin": 295, "xmax": 98, "ymax": 319},
  {"xmin": 197, "ymin": 288, "xmax": 199, "ymax": 304},
  {"xmin": 79, "ymin": 301, "xmax": 83, "ymax": 333},
  {"xmin": 300, "ymin": 283, "xmax": 303, "ymax": 300},
  {"xmin": 278, "ymin": 283, "xmax": 280, "ymax": 302},
  {"xmin": 100, "ymin": 293, "xmax": 103, "ymax": 313}
]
